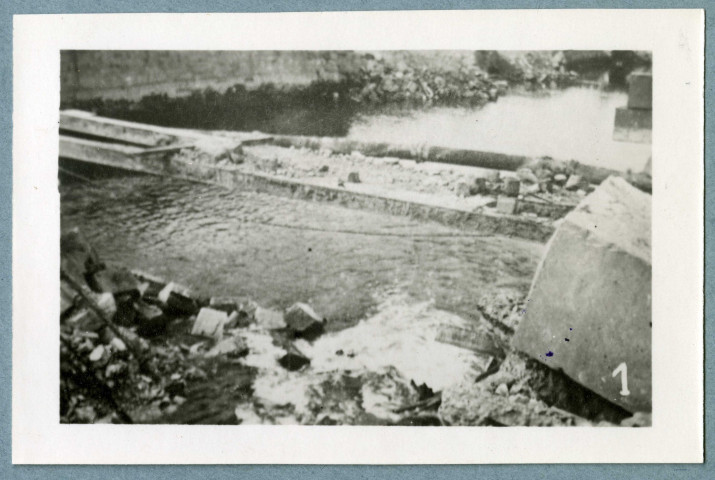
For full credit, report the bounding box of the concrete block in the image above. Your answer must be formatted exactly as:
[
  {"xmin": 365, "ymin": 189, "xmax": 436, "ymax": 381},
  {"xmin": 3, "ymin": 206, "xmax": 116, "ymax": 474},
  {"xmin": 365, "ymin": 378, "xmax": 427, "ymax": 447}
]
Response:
[
  {"xmin": 135, "ymin": 302, "xmax": 169, "ymax": 337},
  {"xmin": 255, "ymin": 306, "xmax": 286, "ymax": 330},
  {"xmin": 191, "ymin": 308, "xmax": 228, "ymax": 339},
  {"xmin": 285, "ymin": 303, "xmax": 324, "ymax": 339},
  {"xmin": 278, "ymin": 344, "xmax": 311, "ymax": 371},
  {"xmin": 512, "ymin": 176, "xmax": 651, "ymax": 413},
  {"xmin": 158, "ymin": 282, "xmax": 199, "ymax": 315},
  {"xmin": 209, "ymin": 296, "xmax": 239, "ymax": 314}
]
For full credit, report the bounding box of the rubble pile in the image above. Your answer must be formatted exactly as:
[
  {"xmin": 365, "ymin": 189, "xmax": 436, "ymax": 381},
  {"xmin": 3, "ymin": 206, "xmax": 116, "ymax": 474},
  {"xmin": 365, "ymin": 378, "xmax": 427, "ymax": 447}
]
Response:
[
  {"xmin": 60, "ymin": 228, "xmax": 337, "ymax": 424},
  {"xmin": 60, "ymin": 229, "xmax": 256, "ymax": 423},
  {"xmin": 242, "ymin": 144, "xmax": 588, "ymax": 220},
  {"xmin": 344, "ymin": 57, "xmax": 508, "ymax": 106},
  {"xmin": 474, "ymin": 51, "xmax": 580, "ymax": 90}
]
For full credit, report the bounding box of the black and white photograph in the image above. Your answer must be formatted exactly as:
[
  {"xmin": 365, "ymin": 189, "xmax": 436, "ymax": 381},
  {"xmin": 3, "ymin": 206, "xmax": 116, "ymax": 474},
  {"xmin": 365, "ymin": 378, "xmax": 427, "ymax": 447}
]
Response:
[
  {"xmin": 57, "ymin": 48, "xmax": 653, "ymax": 427},
  {"xmin": 11, "ymin": 9, "xmax": 703, "ymax": 464}
]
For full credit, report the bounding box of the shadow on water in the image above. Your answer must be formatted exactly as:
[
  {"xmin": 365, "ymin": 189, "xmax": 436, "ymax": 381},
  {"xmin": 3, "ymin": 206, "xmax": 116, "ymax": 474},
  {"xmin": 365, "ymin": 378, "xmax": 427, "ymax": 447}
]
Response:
[{"xmin": 64, "ymin": 82, "xmax": 365, "ymax": 137}]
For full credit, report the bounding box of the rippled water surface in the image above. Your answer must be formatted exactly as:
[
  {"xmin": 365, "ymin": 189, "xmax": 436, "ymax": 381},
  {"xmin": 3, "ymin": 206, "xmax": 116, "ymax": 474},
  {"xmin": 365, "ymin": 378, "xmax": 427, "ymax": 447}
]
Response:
[{"xmin": 61, "ymin": 175, "xmax": 543, "ymax": 327}]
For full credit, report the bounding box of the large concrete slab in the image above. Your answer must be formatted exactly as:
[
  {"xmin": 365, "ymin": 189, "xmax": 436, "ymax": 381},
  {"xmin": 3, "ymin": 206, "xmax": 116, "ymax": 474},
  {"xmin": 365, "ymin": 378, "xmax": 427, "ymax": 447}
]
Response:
[{"xmin": 512, "ymin": 176, "xmax": 651, "ymax": 413}]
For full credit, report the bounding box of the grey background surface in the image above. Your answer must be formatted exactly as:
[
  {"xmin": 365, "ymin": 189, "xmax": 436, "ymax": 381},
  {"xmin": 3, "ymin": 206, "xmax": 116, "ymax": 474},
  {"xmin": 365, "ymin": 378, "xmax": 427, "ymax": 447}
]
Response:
[{"xmin": 1, "ymin": 1, "xmax": 711, "ymax": 478}]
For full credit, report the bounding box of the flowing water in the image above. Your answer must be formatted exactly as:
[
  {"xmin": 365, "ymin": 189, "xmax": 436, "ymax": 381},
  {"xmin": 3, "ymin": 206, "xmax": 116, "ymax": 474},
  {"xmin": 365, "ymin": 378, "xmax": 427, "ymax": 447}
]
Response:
[
  {"xmin": 61, "ymin": 86, "xmax": 641, "ymax": 423},
  {"xmin": 60, "ymin": 174, "xmax": 543, "ymax": 423}
]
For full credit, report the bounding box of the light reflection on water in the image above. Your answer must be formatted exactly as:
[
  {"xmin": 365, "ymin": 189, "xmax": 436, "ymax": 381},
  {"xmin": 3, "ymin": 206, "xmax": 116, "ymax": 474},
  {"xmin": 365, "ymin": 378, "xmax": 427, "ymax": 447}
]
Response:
[{"xmin": 348, "ymin": 87, "xmax": 651, "ymax": 173}]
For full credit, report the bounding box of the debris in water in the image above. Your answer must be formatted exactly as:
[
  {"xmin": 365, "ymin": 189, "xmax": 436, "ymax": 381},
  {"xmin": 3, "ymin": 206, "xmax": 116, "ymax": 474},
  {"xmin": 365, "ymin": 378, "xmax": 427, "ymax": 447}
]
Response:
[
  {"xmin": 285, "ymin": 302, "xmax": 325, "ymax": 339},
  {"xmin": 278, "ymin": 343, "xmax": 311, "ymax": 371},
  {"xmin": 191, "ymin": 308, "xmax": 228, "ymax": 339}
]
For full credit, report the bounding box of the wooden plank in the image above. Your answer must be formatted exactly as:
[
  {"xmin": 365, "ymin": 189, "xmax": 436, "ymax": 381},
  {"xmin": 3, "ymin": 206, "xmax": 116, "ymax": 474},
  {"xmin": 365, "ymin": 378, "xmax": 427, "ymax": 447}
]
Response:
[{"xmin": 60, "ymin": 110, "xmax": 183, "ymax": 147}]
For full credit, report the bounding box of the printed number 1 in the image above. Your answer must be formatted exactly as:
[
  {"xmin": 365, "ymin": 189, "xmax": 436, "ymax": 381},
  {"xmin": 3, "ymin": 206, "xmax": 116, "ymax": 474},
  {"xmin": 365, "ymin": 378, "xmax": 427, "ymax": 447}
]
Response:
[{"xmin": 612, "ymin": 362, "xmax": 630, "ymax": 396}]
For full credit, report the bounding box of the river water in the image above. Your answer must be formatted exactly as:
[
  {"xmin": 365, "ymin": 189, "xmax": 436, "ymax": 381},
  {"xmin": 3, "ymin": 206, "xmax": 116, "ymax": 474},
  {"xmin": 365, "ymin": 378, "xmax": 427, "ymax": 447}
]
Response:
[
  {"xmin": 61, "ymin": 86, "xmax": 640, "ymax": 424},
  {"xmin": 347, "ymin": 87, "xmax": 651, "ymax": 173},
  {"xmin": 60, "ymin": 175, "xmax": 543, "ymax": 424},
  {"xmin": 61, "ymin": 175, "xmax": 541, "ymax": 327}
]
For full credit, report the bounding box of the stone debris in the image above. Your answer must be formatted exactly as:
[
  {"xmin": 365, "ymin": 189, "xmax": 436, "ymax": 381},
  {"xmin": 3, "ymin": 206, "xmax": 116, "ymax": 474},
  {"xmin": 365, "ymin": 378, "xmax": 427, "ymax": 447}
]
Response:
[
  {"xmin": 205, "ymin": 336, "xmax": 249, "ymax": 359},
  {"xmin": 284, "ymin": 302, "xmax": 325, "ymax": 339},
  {"xmin": 60, "ymin": 223, "xmax": 648, "ymax": 426},
  {"xmin": 516, "ymin": 168, "xmax": 539, "ymax": 185},
  {"xmin": 135, "ymin": 302, "xmax": 169, "ymax": 338},
  {"xmin": 254, "ymin": 306, "xmax": 287, "ymax": 329},
  {"xmin": 191, "ymin": 308, "xmax": 228, "ymax": 339},
  {"xmin": 564, "ymin": 174, "xmax": 585, "ymax": 190},
  {"xmin": 209, "ymin": 297, "xmax": 239, "ymax": 314},
  {"xmin": 158, "ymin": 282, "xmax": 199, "ymax": 315},
  {"xmin": 278, "ymin": 343, "xmax": 311, "ymax": 371}
]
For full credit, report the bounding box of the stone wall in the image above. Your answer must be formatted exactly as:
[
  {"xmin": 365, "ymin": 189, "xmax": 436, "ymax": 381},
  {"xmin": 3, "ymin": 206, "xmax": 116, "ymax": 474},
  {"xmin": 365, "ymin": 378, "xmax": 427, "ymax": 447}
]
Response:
[
  {"xmin": 60, "ymin": 51, "xmax": 363, "ymax": 103},
  {"xmin": 60, "ymin": 50, "xmax": 480, "ymax": 104}
]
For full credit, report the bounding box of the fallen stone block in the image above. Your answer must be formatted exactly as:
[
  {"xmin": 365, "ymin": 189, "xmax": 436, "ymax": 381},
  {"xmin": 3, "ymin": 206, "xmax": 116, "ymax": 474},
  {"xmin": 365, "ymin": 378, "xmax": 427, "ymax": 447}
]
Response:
[
  {"xmin": 285, "ymin": 303, "xmax": 325, "ymax": 339},
  {"xmin": 512, "ymin": 176, "xmax": 651, "ymax": 413},
  {"xmin": 205, "ymin": 335, "xmax": 249, "ymax": 358},
  {"xmin": 158, "ymin": 282, "xmax": 199, "ymax": 315},
  {"xmin": 135, "ymin": 302, "xmax": 169, "ymax": 337},
  {"xmin": 224, "ymin": 310, "xmax": 251, "ymax": 329},
  {"xmin": 130, "ymin": 270, "xmax": 167, "ymax": 299},
  {"xmin": 254, "ymin": 306, "xmax": 286, "ymax": 329},
  {"xmin": 191, "ymin": 308, "xmax": 228, "ymax": 339},
  {"xmin": 278, "ymin": 344, "xmax": 311, "ymax": 371},
  {"xmin": 209, "ymin": 296, "xmax": 239, "ymax": 314}
]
